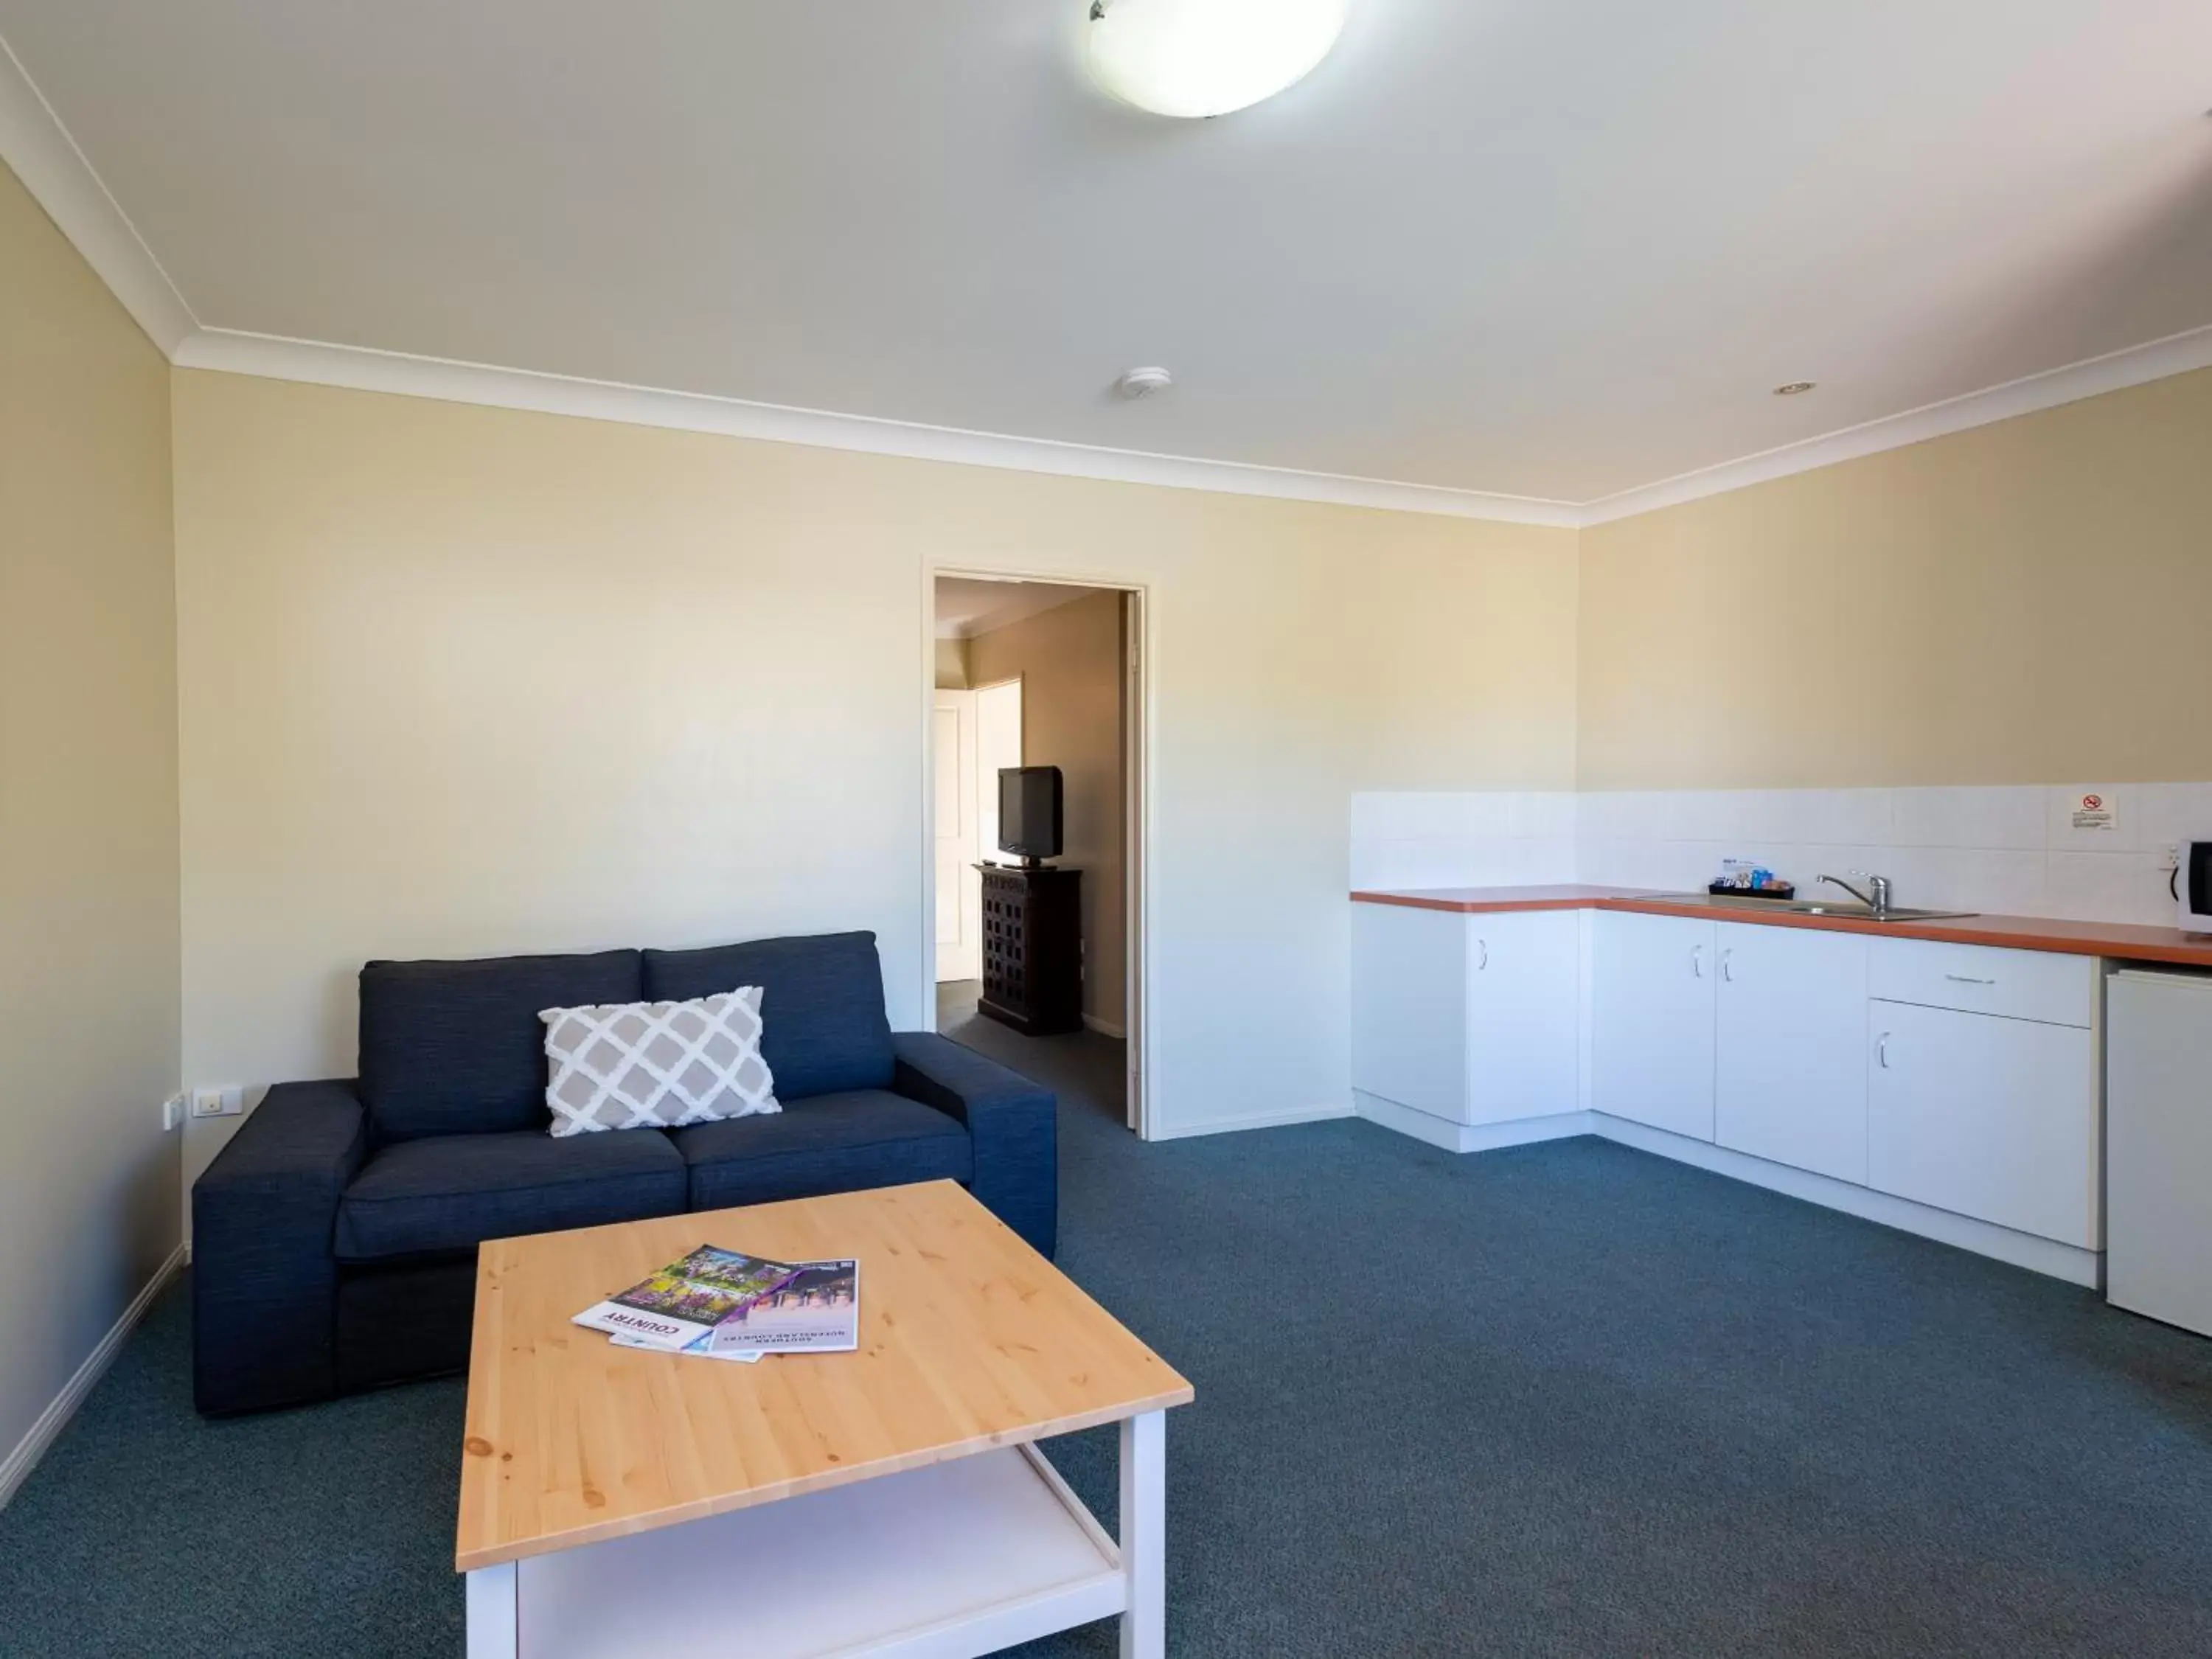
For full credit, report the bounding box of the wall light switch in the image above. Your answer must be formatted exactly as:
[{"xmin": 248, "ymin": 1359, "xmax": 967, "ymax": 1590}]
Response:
[
  {"xmin": 191, "ymin": 1086, "xmax": 245, "ymax": 1118},
  {"xmin": 161, "ymin": 1094, "xmax": 187, "ymax": 1132}
]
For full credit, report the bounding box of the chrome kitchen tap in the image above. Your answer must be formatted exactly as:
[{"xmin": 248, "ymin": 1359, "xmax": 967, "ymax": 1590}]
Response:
[{"xmin": 1816, "ymin": 869, "xmax": 1893, "ymax": 917}]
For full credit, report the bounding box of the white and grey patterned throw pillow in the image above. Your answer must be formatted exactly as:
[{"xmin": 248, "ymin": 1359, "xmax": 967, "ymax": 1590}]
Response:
[{"xmin": 540, "ymin": 988, "xmax": 780, "ymax": 1136}]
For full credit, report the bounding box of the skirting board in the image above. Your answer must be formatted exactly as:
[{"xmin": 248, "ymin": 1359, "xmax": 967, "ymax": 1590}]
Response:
[
  {"xmin": 0, "ymin": 1240, "xmax": 187, "ymax": 1512},
  {"xmin": 1590, "ymin": 1116, "xmax": 2103, "ymax": 1289},
  {"xmin": 1150, "ymin": 1102, "xmax": 1354, "ymax": 1141},
  {"xmin": 1352, "ymin": 1093, "xmax": 2101, "ymax": 1288},
  {"xmin": 1354, "ymin": 1092, "xmax": 1594, "ymax": 1154},
  {"xmin": 1081, "ymin": 1014, "xmax": 1127, "ymax": 1040}
]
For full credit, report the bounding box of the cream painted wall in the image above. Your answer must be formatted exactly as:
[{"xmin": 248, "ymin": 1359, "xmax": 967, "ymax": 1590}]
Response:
[
  {"xmin": 966, "ymin": 589, "xmax": 1126, "ymax": 1031},
  {"xmin": 173, "ymin": 370, "xmax": 1579, "ymax": 1141},
  {"xmin": 1580, "ymin": 367, "xmax": 2212, "ymax": 790},
  {"xmin": 933, "ymin": 637, "xmax": 970, "ymax": 690},
  {"xmin": 0, "ymin": 163, "xmax": 180, "ymax": 1478}
]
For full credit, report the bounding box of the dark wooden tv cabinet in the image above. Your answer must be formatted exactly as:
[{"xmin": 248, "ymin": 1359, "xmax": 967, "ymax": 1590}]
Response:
[{"xmin": 978, "ymin": 864, "xmax": 1082, "ymax": 1036}]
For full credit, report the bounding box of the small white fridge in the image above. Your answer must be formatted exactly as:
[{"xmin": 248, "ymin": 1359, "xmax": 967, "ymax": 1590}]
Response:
[{"xmin": 2107, "ymin": 966, "xmax": 2212, "ymax": 1337}]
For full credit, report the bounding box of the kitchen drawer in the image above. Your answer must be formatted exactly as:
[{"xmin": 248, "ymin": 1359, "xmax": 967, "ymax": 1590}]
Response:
[{"xmin": 1866, "ymin": 936, "xmax": 2095, "ymax": 1029}]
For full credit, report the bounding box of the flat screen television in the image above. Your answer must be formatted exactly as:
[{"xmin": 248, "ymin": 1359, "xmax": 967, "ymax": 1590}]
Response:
[{"xmin": 998, "ymin": 766, "xmax": 1063, "ymax": 866}]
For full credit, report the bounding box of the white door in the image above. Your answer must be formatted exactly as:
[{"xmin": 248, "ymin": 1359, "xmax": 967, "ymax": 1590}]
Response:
[
  {"xmin": 1466, "ymin": 910, "xmax": 1580, "ymax": 1125},
  {"xmin": 933, "ymin": 690, "xmax": 980, "ymax": 982},
  {"xmin": 1714, "ymin": 922, "xmax": 1870, "ymax": 1183},
  {"xmin": 974, "ymin": 679, "xmax": 1023, "ymax": 865},
  {"xmin": 1592, "ymin": 911, "xmax": 1717, "ymax": 1140},
  {"xmin": 1867, "ymin": 1000, "xmax": 2098, "ymax": 1246}
]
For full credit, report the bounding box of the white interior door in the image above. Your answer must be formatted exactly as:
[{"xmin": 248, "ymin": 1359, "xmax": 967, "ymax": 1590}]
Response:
[
  {"xmin": 975, "ymin": 679, "xmax": 1023, "ymax": 866},
  {"xmin": 933, "ymin": 690, "xmax": 980, "ymax": 982}
]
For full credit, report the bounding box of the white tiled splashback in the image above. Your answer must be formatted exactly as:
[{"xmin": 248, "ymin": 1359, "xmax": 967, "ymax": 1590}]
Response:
[{"xmin": 1351, "ymin": 785, "xmax": 2212, "ymax": 928}]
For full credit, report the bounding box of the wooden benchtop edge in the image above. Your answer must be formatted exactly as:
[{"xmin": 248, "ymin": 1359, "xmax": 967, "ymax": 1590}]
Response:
[{"xmin": 1351, "ymin": 886, "xmax": 2212, "ymax": 967}]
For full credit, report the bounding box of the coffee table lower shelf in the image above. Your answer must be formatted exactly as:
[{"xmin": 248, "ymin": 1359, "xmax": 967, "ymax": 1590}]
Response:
[{"xmin": 467, "ymin": 1416, "xmax": 1164, "ymax": 1659}]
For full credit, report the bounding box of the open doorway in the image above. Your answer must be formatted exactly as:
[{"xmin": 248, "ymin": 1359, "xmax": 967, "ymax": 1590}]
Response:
[
  {"xmin": 931, "ymin": 677, "xmax": 1020, "ymax": 983},
  {"xmin": 928, "ymin": 574, "xmax": 1145, "ymax": 1136}
]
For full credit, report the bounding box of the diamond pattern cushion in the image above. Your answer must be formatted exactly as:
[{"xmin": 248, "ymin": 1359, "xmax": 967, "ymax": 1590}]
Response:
[
  {"xmin": 542, "ymin": 990, "xmax": 780, "ymax": 1136},
  {"xmin": 642, "ymin": 932, "xmax": 894, "ymax": 1101}
]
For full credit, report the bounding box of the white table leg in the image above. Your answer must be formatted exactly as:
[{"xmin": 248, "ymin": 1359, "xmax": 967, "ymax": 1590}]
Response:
[
  {"xmin": 467, "ymin": 1561, "xmax": 518, "ymax": 1659},
  {"xmin": 1120, "ymin": 1410, "xmax": 1166, "ymax": 1659}
]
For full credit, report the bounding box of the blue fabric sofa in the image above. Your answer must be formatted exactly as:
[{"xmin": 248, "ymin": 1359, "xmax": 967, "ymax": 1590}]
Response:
[{"xmin": 191, "ymin": 931, "xmax": 1056, "ymax": 1416}]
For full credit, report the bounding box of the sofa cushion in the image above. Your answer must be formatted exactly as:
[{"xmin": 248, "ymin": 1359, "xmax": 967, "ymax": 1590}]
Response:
[
  {"xmin": 642, "ymin": 932, "xmax": 893, "ymax": 1101},
  {"xmin": 335, "ymin": 1128, "xmax": 684, "ymax": 1262},
  {"xmin": 360, "ymin": 949, "xmax": 643, "ymax": 1141},
  {"xmin": 543, "ymin": 990, "xmax": 781, "ymax": 1136},
  {"xmin": 674, "ymin": 1090, "xmax": 971, "ymax": 1212}
]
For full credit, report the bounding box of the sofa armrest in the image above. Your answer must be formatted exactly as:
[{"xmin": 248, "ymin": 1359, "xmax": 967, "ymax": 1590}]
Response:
[
  {"xmin": 190, "ymin": 1079, "xmax": 369, "ymax": 1414},
  {"xmin": 891, "ymin": 1033, "xmax": 1057, "ymax": 1258}
]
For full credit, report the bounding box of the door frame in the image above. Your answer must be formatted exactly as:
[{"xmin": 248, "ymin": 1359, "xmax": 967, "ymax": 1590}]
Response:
[
  {"xmin": 921, "ymin": 565, "xmax": 1155, "ymax": 1139},
  {"xmin": 931, "ymin": 687, "xmax": 981, "ymax": 983}
]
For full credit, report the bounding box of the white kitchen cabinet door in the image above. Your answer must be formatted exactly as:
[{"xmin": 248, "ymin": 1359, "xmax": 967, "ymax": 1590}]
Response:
[
  {"xmin": 1867, "ymin": 1000, "xmax": 2098, "ymax": 1248},
  {"xmin": 1465, "ymin": 909, "xmax": 1580, "ymax": 1125},
  {"xmin": 1351, "ymin": 901, "xmax": 1469, "ymax": 1121},
  {"xmin": 1714, "ymin": 923, "xmax": 1869, "ymax": 1183},
  {"xmin": 1592, "ymin": 911, "xmax": 1717, "ymax": 1141}
]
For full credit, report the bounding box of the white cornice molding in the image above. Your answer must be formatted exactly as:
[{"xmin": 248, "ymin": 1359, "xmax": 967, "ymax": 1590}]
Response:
[
  {"xmin": 173, "ymin": 319, "xmax": 2212, "ymax": 532},
  {"xmin": 173, "ymin": 328, "xmax": 1587, "ymax": 529},
  {"xmin": 1579, "ymin": 322, "xmax": 2212, "ymax": 526},
  {"xmin": 9, "ymin": 15, "xmax": 2209, "ymax": 531},
  {"xmin": 0, "ymin": 29, "xmax": 195, "ymax": 354}
]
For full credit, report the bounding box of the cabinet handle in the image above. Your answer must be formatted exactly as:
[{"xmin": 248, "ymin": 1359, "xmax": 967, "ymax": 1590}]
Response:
[
  {"xmin": 1475, "ymin": 939, "xmax": 1489, "ymax": 971},
  {"xmin": 1877, "ymin": 1032, "xmax": 1891, "ymax": 1068},
  {"xmin": 1691, "ymin": 945, "xmax": 1703, "ymax": 978},
  {"xmin": 1719, "ymin": 947, "xmax": 1733, "ymax": 983},
  {"xmin": 1943, "ymin": 973, "xmax": 1996, "ymax": 986}
]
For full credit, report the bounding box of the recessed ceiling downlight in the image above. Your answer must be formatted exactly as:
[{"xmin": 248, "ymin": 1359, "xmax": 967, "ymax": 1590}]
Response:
[
  {"xmin": 1773, "ymin": 381, "xmax": 1817, "ymax": 396},
  {"xmin": 1115, "ymin": 366, "xmax": 1175, "ymax": 399},
  {"xmin": 1085, "ymin": 0, "xmax": 1351, "ymax": 119}
]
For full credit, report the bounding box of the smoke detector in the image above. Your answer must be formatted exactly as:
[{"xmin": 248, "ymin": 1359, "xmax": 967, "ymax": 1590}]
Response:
[{"xmin": 1114, "ymin": 366, "xmax": 1175, "ymax": 400}]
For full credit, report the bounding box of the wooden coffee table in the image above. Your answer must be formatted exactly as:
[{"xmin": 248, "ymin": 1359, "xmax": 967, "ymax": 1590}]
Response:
[{"xmin": 456, "ymin": 1180, "xmax": 1193, "ymax": 1659}]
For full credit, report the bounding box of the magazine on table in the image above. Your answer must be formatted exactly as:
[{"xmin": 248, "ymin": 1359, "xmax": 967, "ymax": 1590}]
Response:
[
  {"xmin": 571, "ymin": 1245, "xmax": 799, "ymax": 1352},
  {"xmin": 579, "ymin": 1247, "xmax": 859, "ymax": 1360},
  {"xmin": 700, "ymin": 1259, "xmax": 860, "ymax": 1360}
]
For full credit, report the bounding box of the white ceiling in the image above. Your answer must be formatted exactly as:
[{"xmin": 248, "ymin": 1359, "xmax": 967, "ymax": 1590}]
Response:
[
  {"xmin": 936, "ymin": 577, "xmax": 1100, "ymax": 641},
  {"xmin": 4, "ymin": 1, "xmax": 2210, "ymax": 507}
]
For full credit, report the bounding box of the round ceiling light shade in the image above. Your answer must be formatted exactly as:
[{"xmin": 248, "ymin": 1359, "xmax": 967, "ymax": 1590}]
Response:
[{"xmin": 1085, "ymin": 0, "xmax": 1350, "ymax": 119}]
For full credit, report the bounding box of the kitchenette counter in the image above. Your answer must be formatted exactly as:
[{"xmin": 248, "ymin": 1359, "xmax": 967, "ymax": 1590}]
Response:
[{"xmin": 1351, "ymin": 885, "xmax": 2212, "ymax": 968}]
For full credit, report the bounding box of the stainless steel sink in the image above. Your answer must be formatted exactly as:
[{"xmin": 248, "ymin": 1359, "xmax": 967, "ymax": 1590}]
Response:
[{"xmin": 1673, "ymin": 893, "xmax": 1975, "ymax": 922}]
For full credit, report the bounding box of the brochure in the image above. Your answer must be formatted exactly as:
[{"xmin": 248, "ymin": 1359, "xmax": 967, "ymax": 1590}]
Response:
[
  {"xmin": 570, "ymin": 1245, "xmax": 798, "ymax": 1352},
  {"xmin": 609, "ymin": 1332, "xmax": 762, "ymax": 1363},
  {"xmin": 701, "ymin": 1259, "xmax": 860, "ymax": 1359}
]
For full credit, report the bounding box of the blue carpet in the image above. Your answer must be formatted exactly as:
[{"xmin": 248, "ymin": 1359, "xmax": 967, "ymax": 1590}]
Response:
[{"xmin": 4, "ymin": 1001, "xmax": 2210, "ymax": 1657}]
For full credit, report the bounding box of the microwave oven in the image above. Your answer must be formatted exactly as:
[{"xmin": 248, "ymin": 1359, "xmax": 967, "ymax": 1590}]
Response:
[{"xmin": 2185, "ymin": 840, "xmax": 2212, "ymax": 932}]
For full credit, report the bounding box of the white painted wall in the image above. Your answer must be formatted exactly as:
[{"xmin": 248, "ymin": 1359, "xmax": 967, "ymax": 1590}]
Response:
[{"xmin": 0, "ymin": 160, "xmax": 181, "ymax": 1498}]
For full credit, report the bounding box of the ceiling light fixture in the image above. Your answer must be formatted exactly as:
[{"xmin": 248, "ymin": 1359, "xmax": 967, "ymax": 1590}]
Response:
[
  {"xmin": 1085, "ymin": 0, "xmax": 1350, "ymax": 119},
  {"xmin": 1773, "ymin": 381, "xmax": 1817, "ymax": 395}
]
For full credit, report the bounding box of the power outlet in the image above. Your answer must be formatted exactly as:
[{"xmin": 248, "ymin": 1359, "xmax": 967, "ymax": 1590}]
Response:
[
  {"xmin": 191, "ymin": 1085, "xmax": 246, "ymax": 1119},
  {"xmin": 2158, "ymin": 841, "xmax": 2183, "ymax": 874},
  {"xmin": 161, "ymin": 1093, "xmax": 186, "ymax": 1132}
]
